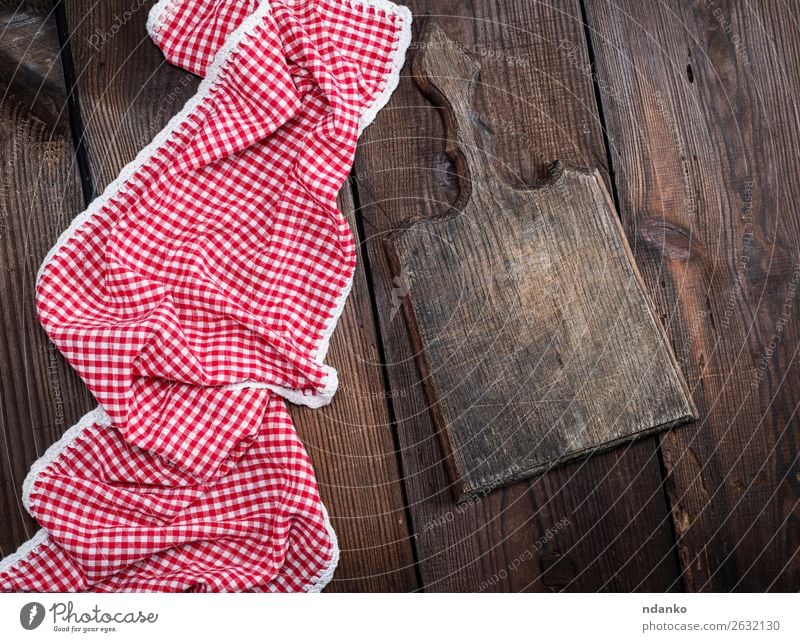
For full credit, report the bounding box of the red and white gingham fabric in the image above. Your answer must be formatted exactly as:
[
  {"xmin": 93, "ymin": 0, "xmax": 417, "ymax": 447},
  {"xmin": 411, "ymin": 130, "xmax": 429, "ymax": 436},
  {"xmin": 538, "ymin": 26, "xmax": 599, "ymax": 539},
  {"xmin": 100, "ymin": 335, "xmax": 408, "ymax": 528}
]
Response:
[{"xmin": 0, "ymin": 0, "xmax": 411, "ymax": 592}]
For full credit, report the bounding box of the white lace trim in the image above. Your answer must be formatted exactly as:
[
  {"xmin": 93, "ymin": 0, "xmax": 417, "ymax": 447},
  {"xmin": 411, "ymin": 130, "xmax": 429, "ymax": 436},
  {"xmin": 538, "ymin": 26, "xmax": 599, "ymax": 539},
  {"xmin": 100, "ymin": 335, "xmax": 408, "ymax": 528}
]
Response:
[
  {"xmin": 220, "ymin": 367, "xmax": 338, "ymax": 410},
  {"xmin": 145, "ymin": 0, "xmax": 178, "ymax": 45},
  {"xmin": 21, "ymin": 406, "xmax": 113, "ymax": 513},
  {"xmin": 0, "ymin": 529, "xmax": 49, "ymax": 576},
  {"xmin": 1, "ymin": 407, "xmax": 111, "ymax": 579},
  {"xmin": 304, "ymin": 503, "xmax": 340, "ymax": 592},
  {"xmin": 355, "ymin": 1, "xmax": 413, "ymax": 133},
  {"xmin": 145, "ymin": 0, "xmax": 176, "ymax": 45}
]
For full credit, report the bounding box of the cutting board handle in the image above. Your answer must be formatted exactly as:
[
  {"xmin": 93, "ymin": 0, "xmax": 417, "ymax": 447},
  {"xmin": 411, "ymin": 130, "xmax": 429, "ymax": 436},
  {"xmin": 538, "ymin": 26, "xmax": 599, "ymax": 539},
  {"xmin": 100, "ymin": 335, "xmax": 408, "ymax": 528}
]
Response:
[{"xmin": 412, "ymin": 19, "xmax": 506, "ymax": 198}]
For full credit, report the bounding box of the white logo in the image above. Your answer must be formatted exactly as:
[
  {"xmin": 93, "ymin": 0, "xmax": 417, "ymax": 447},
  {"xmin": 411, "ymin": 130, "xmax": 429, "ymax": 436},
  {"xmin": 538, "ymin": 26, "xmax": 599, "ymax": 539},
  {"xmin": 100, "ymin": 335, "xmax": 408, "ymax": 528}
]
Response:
[{"xmin": 20, "ymin": 602, "xmax": 45, "ymax": 630}]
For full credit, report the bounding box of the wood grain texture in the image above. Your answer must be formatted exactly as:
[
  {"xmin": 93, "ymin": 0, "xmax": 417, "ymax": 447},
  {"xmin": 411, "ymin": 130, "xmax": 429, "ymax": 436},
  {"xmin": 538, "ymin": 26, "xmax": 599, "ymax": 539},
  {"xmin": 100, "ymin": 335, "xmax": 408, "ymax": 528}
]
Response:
[
  {"xmin": 352, "ymin": 0, "xmax": 682, "ymax": 590},
  {"xmin": 584, "ymin": 0, "xmax": 800, "ymax": 590},
  {"xmin": 53, "ymin": 0, "xmax": 418, "ymax": 591},
  {"xmin": 0, "ymin": 0, "xmax": 95, "ymax": 560},
  {"xmin": 386, "ymin": 22, "xmax": 695, "ymax": 500},
  {"xmin": 288, "ymin": 187, "xmax": 419, "ymax": 592}
]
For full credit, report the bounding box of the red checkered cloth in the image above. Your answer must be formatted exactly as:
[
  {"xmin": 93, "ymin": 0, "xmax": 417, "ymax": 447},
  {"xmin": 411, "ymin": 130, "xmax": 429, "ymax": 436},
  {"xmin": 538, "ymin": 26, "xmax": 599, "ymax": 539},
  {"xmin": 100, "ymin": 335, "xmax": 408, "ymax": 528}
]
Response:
[{"xmin": 0, "ymin": 0, "xmax": 411, "ymax": 592}]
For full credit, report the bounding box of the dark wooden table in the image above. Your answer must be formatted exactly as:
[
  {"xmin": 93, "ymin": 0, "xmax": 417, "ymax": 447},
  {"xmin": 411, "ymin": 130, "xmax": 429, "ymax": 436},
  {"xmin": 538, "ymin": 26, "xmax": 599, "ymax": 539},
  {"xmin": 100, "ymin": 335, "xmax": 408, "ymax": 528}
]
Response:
[{"xmin": 1, "ymin": 0, "xmax": 798, "ymax": 591}]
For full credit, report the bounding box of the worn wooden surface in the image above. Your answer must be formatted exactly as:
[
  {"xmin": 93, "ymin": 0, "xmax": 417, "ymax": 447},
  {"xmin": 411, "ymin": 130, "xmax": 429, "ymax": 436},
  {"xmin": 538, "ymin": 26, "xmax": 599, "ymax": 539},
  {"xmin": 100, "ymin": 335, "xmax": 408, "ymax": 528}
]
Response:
[
  {"xmin": 386, "ymin": 22, "xmax": 696, "ymax": 500},
  {"xmin": 0, "ymin": 0, "xmax": 94, "ymax": 562},
  {"xmin": 584, "ymin": 0, "xmax": 800, "ymax": 591},
  {"xmin": 0, "ymin": 0, "xmax": 798, "ymax": 591}
]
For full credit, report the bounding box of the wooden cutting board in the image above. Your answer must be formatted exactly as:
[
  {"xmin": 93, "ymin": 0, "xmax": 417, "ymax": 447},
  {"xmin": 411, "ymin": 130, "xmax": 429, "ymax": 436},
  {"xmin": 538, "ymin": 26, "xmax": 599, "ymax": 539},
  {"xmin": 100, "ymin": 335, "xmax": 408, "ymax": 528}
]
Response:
[{"xmin": 384, "ymin": 21, "xmax": 696, "ymax": 501}]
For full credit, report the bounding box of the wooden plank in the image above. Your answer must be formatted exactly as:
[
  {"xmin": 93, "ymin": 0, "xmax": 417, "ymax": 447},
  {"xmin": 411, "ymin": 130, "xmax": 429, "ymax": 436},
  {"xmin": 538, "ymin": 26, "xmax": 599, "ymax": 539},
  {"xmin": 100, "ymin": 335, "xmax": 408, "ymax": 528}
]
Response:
[
  {"xmin": 386, "ymin": 21, "xmax": 695, "ymax": 500},
  {"xmin": 288, "ymin": 187, "xmax": 419, "ymax": 592},
  {"xmin": 0, "ymin": 0, "xmax": 94, "ymax": 558},
  {"xmin": 353, "ymin": 0, "xmax": 682, "ymax": 590},
  {"xmin": 584, "ymin": 0, "xmax": 800, "ymax": 590},
  {"xmin": 61, "ymin": 0, "xmax": 418, "ymax": 592}
]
